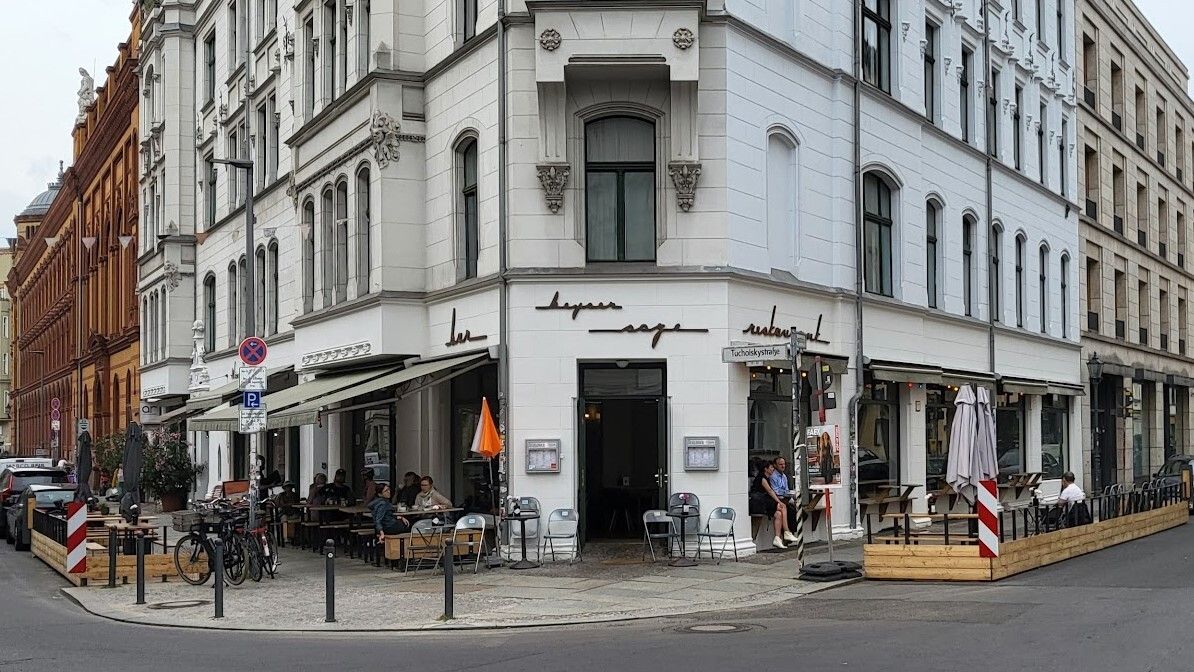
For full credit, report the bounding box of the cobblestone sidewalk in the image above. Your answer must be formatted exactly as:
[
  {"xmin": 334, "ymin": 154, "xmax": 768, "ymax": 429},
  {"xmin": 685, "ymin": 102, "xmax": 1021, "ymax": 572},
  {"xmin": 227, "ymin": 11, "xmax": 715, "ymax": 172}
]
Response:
[{"xmin": 62, "ymin": 534, "xmax": 862, "ymax": 631}]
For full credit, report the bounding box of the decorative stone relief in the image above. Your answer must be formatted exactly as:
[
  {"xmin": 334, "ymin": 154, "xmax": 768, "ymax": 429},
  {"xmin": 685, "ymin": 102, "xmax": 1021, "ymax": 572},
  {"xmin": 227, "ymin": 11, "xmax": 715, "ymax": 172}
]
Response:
[
  {"xmin": 668, "ymin": 161, "xmax": 701, "ymax": 212},
  {"xmin": 76, "ymin": 68, "xmax": 95, "ymax": 125},
  {"xmin": 536, "ymin": 163, "xmax": 569, "ymax": 214},
  {"xmin": 672, "ymin": 28, "xmax": 695, "ymax": 50},
  {"xmin": 163, "ymin": 261, "xmax": 181, "ymax": 289},
  {"xmin": 370, "ymin": 110, "xmax": 401, "ymax": 168},
  {"xmin": 189, "ymin": 320, "xmax": 211, "ymax": 393},
  {"xmin": 301, "ymin": 342, "xmax": 372, "ymax": 368},
  {"xmin": 900, "ymin": 21, "xmax": 911, "ymax": 42},
  {"xmin": 539, "ymin": 28, "xmax": 561, "ymax": 51},
  {"xmin": 286, "ymin": 172, "xmax": 298, "ymax": 208}
]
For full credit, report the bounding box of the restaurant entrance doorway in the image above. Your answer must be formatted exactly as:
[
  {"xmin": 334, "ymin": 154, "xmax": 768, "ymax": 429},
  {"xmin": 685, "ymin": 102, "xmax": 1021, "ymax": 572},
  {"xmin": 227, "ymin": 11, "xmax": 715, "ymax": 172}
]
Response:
[{"xmin": 577, "ymin": 362, "xmax": 667, "ymax": 541}]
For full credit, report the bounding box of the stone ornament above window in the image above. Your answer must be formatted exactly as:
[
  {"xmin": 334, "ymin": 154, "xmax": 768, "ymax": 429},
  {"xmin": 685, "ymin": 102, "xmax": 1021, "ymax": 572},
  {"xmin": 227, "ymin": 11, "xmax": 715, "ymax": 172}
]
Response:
[
  {"xmin": 672, "ymin": 28, "xmax": 695, "ymax": 50},
  {"xmin": 668, "ymin": 161, "xmax": 701, "ymax": 212},
  {"xmin": 539, "ymin": 29, "xmax": 561, "ymax": 51},
  {"xmin": 536, "ymin": 163, "xmax": 569, "ymax": 214},
  {"xmin": 370, "ymin": 110, "xmax": 401, "ymax": 168}
]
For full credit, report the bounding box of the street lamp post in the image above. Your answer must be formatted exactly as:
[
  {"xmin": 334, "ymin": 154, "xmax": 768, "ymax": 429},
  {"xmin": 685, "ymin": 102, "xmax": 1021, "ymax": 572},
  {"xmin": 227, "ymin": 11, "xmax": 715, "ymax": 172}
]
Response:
[{"xmin": 1087, "ymin": 354, "xmax": 1104, "ymax": 493}]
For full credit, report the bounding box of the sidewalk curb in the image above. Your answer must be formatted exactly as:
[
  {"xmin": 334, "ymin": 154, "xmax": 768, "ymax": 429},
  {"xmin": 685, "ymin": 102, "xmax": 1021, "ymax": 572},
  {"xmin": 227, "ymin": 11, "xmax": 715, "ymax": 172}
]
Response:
[{"xmin": 58, "ymin": 576, "xmax": 864, "ymax": 634}]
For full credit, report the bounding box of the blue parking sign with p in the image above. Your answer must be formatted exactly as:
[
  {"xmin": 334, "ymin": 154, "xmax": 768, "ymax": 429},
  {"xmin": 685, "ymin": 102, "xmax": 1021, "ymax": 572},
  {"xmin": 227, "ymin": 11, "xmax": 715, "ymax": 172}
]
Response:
[{"xmin": 243, "ymin": 391, "xmax": 263, "ymax": 409}]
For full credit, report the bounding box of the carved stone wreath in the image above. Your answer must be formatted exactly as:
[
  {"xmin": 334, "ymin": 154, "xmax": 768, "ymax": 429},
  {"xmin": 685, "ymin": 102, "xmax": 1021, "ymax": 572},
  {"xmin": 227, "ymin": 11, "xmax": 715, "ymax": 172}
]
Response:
[
  {"xmin": 370, "ymin": 110, "xmax": 401, "ymax": 168},
  {"xmin": 536, "ymin": 163, "xmax": 569, "ymax": 214},
  {"xmin": 539, "ymin": 28, "xmax": 561, "ymax": 51},
  {"xmin": 673, "ymin": 28, "xmax": 695, "ymax": 50}
]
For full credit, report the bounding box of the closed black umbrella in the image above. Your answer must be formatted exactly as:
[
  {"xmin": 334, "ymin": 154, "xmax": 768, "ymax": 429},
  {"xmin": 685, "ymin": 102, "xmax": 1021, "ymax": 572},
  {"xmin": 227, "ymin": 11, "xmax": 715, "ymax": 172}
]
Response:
[
  {"xmin": 74, "ymin": 430, "xmax": 93, "ymax": 503},
  {"xmin": 120, "ymin": 424, "xmax": 145, "ymax": 523}
]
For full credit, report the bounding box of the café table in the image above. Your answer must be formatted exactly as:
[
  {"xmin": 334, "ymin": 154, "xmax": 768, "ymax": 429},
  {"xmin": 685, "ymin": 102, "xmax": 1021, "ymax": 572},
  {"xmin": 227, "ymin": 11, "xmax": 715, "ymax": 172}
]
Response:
[
  {"xmin": 504, "ymin": 510, "xmax": 541, "ymax": 570},
  {"xmin": 667, "ymin": 508, "xmax": 700, "ymax": 567}
]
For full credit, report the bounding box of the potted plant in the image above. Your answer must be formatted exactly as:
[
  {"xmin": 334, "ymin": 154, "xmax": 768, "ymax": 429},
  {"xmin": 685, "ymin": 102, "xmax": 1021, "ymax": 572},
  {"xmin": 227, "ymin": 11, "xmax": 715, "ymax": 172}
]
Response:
[
  {"xmin": 142, "ymin": 429, "xmax": 202, "ymax": 512},
  {"xmin": 92, "ymin": 432, "xmax": 126, "ymax": 498}
]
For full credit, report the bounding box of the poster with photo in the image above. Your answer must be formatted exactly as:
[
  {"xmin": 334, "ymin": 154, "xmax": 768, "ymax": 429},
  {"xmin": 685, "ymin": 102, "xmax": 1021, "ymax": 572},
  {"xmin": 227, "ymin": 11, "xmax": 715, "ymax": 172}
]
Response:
[{"xmin": 806, "ymin": 424, "xmax": 841, "ymax": 485}]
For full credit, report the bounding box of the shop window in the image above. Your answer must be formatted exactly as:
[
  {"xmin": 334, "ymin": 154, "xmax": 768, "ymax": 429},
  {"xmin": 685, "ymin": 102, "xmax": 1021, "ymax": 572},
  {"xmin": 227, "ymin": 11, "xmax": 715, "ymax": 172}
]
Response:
[
  {"xmin": 1041, "ymin": 395, "xmax": 1068, "ymax": 478},
  {"xmin": 585, "ymin": 117, "xmax": 656, "ymax": 263},
  {"xmin": 925, "ymin": 385, "xmax": 957, "ymax": 491},
  {"xmin": 451, "ymin": 364, "xmax": 499, "ymax": 514},
  {"xmin": 995, "ymin": 392, "xmax": 1025, "ymax": 481},
  {"xmin": 859, "ymin": 374, "xmax": 900, "ymax": 496}
]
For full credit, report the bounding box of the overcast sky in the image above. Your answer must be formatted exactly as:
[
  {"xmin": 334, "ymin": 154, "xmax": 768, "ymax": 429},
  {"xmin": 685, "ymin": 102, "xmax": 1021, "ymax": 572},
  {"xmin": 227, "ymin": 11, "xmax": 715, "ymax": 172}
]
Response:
[{"xmin": 0, "ymin": 2, "xmax": 1193, "ymax": 245}]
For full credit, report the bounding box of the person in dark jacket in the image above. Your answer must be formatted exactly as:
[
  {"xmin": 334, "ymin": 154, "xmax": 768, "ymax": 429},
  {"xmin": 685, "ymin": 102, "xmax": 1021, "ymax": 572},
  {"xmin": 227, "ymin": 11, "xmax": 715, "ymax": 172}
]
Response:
[
  {"xmin": 396, "ymin": 471, "xmax": 420, "ymax": 507},
  {"xmin": 369, "ymin": 483, "xmax": 411, "ymax": 540},
  {"xmin": 361, "ymin": 468, "xmax": 378, "ymax": 505}
]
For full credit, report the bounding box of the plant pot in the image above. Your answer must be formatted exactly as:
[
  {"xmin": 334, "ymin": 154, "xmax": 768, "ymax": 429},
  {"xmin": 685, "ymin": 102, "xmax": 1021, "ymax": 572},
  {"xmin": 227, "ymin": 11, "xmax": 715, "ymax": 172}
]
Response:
[{"xmin": 158, "ymin": 491, "xmax": 187, "ymax": 512}]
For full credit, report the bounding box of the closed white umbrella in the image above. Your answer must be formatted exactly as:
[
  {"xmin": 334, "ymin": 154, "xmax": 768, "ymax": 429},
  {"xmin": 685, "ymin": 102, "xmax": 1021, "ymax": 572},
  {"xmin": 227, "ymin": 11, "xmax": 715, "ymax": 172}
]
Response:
[
  {"xmin": 946, "ymin": 385, "xmax": 978, "ymax": 504},
  {"xmin": 974, "ymin": 386, "xmax": 999, "ymax": 484}
]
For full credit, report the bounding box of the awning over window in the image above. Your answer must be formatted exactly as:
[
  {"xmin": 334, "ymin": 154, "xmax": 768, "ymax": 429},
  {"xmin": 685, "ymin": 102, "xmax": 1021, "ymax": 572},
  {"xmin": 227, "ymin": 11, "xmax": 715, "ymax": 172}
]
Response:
[
  {"xmin": 188, "ymin": 365, "xmax": 399, "ymax": 432},
  {"xmin": 998, "ymin": 378, "xmax": 1049, "ymax": 395},
  {"xmin": 273, "ymin": 353, "xmax": 490, "ymax": 428},
  {"xmin": 1046, "ymin": 383, "xmax": 1085, "ymax": 397},
  {"xmin": 869, "ymin": 362, "xmax": 943, "ymax": 385}
]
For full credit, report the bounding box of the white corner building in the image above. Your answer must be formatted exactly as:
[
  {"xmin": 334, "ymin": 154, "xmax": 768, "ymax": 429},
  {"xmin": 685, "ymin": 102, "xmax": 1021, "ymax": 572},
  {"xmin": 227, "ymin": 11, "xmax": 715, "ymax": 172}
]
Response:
[{"xmin": 139, "ymin": 0, "xmax": 1081, "ymax": 555}]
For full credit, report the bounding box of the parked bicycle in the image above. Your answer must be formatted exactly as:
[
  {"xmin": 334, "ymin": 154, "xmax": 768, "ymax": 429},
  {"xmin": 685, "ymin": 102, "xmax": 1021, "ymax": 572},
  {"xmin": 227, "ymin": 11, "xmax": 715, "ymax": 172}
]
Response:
[{"xmin": 173, "ymin": 499, "xmax": 250, "ymax": 586}]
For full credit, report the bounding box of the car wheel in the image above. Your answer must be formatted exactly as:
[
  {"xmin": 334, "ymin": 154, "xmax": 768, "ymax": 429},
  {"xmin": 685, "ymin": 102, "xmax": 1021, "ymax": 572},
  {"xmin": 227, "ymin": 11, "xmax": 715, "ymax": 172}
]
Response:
[
  {"xmin": 4, "ymin": 522, "xmax": 12, "ymax": 545},
  {"xmin": 13, "ymin": 523, "xmax": 27, "ymax": 551}
]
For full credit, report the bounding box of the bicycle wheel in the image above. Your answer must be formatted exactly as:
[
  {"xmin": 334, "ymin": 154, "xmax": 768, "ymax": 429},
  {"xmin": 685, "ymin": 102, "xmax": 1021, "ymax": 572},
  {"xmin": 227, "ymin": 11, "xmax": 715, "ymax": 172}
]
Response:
[
  {"xmin": 260, "ymin": 530, "xmax": 279, "ymax": 578},
  {"xmin": 173, "ymin": 533, "xmax": 211, "ymax": 586},
  {"xmin": 244, "ymin": 533, "xmax": 264, "ymax": 583},
  {"xmin": 223, "ymin": 535, "xmax": 248, "ymax": 586}
]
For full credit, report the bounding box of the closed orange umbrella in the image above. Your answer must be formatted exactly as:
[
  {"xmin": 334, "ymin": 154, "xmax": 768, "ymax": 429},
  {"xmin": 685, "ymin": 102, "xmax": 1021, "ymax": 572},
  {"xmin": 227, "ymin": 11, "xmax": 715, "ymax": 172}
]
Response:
[{"xmin": 470, "ymin": 397, "xmax": 502, "ymax": 459}]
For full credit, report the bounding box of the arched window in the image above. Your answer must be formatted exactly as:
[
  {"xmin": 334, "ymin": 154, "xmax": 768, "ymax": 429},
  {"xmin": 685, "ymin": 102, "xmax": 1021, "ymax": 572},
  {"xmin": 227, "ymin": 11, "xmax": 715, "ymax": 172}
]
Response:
[
  {"xmin": 255, "ymin": 246, "xmax": 267, "ymax": 336},
  {"xmin": 228, "ymin": 262, "xmax": 238, "ymax": 345},
  {"xmin": 111, "ymin": 375, "xmax": 120, "ymax": 430},
  {"xmin": 585, "ymin": 117, "xmax": 656, "ymax": 263},
  {"xmin": 159, "ymin": 288, "xmax": 167, "ymax": 359},
  {"xmin": 1039, "ymin": 244, "xmax": 1050, "ymax": 334},
  {"xmin": 268, "ymin": 241, "xmax": 279, "ymax": 335},
  {"xmin": 334, "ymin": 179, "xmax": 349, "ymax": 302},
  {"xmin": 203, "ymin": 274, "xmax": 217, "ymax": 352},
  {"xmin": 320, "ymin": 187, "xmax": 333, "ymax": 306},
  {"xmin": 962, "ymin": 214, "xmax": 976, "ymax": 316},
  {"xmin": 925, "ymin": 200, "xmax": 941, "ymax": 308},
  {"xmin": 302, "ymin": 198, "xmax": 315, "ymax": 313},
  {"xmin": 990, "ymin": 223, "xmax": 1003, "ymax": 323},
  {"xmin": 863, "ymin": 171, "xmax": 894, "ymax": 296},
  {"xmin": 238, "ymin": 255, "xmax": 248, "ymax": 339},
  {"xmin": 457, "ymin": 137, "xmax": 479, "ymax": 278},
  {"xmin": 355, "ymin": 166, "xmax": 371, "ymax": 296},
  {"xmin": 1060, "ymin": 253, "xmax": 1070, "ymax": 338},
  {"xmin": 766, "ymin": 131, "xmax": 798, "ymax": 272},
  {"xmin": 1015, "ymin": 233, "xmax": 1027, "ymax": 327}
]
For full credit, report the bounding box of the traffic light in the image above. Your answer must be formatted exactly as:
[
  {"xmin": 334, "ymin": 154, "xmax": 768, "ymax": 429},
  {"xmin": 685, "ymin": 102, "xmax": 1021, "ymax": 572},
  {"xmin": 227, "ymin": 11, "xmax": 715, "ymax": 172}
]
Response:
[{"xmin": 809, "ymin": 356, "xmax": 836, "ymax": 421}]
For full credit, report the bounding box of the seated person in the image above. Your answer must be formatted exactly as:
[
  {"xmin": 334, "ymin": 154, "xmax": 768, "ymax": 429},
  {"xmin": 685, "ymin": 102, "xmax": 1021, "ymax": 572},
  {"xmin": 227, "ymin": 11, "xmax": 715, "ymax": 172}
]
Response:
[
  {"xmin": 307, "ymin": 473, "xmax": 328, "ymax": 504},
  {"xmin": 361, "ymin": 468, "xmax": 378, "ymax": 505},
  {"xmin": 770, "ymin": 457, "xmax": 801, "ymax": 533},
  {"xmin": 414, "ymin": 476, "xmax": 453, "ymax": 509},
  {"xmin": 321, "ymin": 468, "xmax": 356, "ymax": 504},
  {"xmin": 370, "ymin": 483, "xmax": 411, "ymax": 541},
  {"xmin": 749, "ymin": 461, "xmax": 795, "ymax": 549},
  {"xmin": 396, "ymin": 471, "xmax": 420, "ymax": 508},
  {"xmin": 1057, "ymin": 471, "xmax": 1091, "ymax": 526}
]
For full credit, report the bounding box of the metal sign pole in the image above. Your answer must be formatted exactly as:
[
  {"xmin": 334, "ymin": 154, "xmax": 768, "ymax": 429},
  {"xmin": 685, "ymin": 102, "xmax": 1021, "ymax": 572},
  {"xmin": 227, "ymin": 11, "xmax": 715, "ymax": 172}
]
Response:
[{"xmin": 789, "ymin": 330, "xmax": 807, "ymax": 569}]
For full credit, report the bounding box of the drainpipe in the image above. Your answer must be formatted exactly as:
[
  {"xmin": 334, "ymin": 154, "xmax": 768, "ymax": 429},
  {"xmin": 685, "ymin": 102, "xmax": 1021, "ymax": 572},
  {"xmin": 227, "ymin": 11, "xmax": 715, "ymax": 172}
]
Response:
[
  {"xmin": 849, "ymin": 0, "xmax": 863, "ymax": 528},
  {"xmin": 984, "ymin": 0, "xmax": 995, "ymax": 376},
  {"xmin": 496, "ymin": 0, "xmax": 510, "ymax": 507}
]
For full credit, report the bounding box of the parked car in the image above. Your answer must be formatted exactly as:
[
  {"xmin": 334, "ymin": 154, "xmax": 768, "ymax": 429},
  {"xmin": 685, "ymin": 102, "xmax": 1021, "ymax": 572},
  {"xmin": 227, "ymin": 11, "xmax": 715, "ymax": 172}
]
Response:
[
  {"xmin": 1154, "ymin": 455, "xmax": 1194, "ymax": 512},
  {"xmin": 0, "ymin": 458, "xmax": 52, "ymax": 473},
  {"xmin": 6, "ymin": 484, "xmax": 76, "ymax": 550},
  {"xmin": 0, "ymin": 468, "xmax": 69, "ymax": 539}
]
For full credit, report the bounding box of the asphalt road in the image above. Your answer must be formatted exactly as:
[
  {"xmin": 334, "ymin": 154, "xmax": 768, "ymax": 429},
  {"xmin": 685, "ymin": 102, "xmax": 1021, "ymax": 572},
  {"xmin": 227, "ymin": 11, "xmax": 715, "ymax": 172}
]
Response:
[{"xmin": 2, "ymin": 523, "xmax": 1193, "ymax": 671}]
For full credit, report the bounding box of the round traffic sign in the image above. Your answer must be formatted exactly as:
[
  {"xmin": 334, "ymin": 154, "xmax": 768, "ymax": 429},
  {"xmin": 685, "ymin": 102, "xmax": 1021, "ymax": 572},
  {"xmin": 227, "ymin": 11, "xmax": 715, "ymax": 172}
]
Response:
[
  {"xmin": 50, "ymin": 408, "xmax": 61, "ymax": 421},
  {"xmin": 51, "ymin": 397, "xmax": 61, "ymax": 411},
  {"xmin": 239, "ymin": 337, "xmax": 269, "ymax": 366}
]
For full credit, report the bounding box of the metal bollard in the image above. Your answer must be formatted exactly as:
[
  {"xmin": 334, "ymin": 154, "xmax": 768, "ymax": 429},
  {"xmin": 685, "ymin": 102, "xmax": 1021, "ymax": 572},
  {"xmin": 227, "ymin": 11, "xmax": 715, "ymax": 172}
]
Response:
[
  {"xmin": 107, "ymin": 527, "xmax": 117, "ymax": 588},
  {"xmin": 443, "ymin": 539, "xmax": 455, "ymax": 620},
  {"xmin": 135, "ymin": 532, "xmax": 146, "ymax": 605},
  {"xmin": 324, "ymin": 539, "xmax": 336, "ymax": 623},
  {"xmin": 213, "ymin": 538, "xmax": 224, "ymax": 619}
]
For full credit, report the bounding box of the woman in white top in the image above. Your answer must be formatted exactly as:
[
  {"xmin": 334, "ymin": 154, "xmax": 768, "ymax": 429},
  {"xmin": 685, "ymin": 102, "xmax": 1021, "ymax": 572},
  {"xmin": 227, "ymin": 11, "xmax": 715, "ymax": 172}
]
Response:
[{"xmin": 414, "ymin": 475, "xmax": 453, "ymax": 509}]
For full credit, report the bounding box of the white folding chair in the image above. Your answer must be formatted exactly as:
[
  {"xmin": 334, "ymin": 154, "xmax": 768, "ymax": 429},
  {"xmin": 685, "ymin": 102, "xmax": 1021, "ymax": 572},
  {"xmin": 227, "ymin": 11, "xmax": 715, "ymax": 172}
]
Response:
[
  {"xmin": 696, "ymin": 506, "xmax": 738, "ymax": 564},
  {"xmin": 405, "ymin": 518, "xmax": 444, "ymax": 577},
  {"xmin": 642, "ymin": 509, "xmax": 677, "ymax": 562},
  {"xmin": 540, "ymin": 508, "xmax": 581, "ymax": 564},
  {"xmin": 452, "ymin": 514, "xmax": 488, "ymax": 574}
]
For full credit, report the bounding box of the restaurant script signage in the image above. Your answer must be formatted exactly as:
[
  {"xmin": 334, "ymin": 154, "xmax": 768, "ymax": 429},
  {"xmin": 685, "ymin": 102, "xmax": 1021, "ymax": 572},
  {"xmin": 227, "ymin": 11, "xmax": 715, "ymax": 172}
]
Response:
[
  {"xmin": 534, "ymin": 291, "xmax": 623, "ymax": 319},
  {"xmin": 445, "ymin": 308, "xmax": 488, "ymax": 347},
  {"xmin": 589, "ymin": 322, "xmax": 709, "ymax": 348},
  {"xmin": 742, "ymin": 306, "xmax": 829, "ymax": 345}
]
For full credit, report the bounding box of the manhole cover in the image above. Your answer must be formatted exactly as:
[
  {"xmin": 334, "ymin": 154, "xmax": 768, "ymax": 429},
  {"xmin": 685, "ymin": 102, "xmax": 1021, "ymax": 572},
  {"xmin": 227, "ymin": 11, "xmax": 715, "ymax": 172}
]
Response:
[
  {"xmin": 146, "ymin": 599, "xmax": 211, "ymax": 610},
  {"xmin": 675, "ymin": 623, "xmax": 758, "ymax": 634}
]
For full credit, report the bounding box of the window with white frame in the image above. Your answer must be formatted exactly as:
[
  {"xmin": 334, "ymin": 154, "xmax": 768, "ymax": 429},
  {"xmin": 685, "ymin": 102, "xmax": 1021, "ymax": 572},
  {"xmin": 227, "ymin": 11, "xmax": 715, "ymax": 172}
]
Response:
[
  {"xmin": 461, "ymin": 0, "xmax": 478, "ymax": 42},
  {"xmin": 766, "ymin": 130, "xmax": 798, "ymax": 272},
  {"xmin": 204, "ymin": 32, "xmax": 216, "ymax": 105},
  {"xmin": 924, "ymin": 21, "xmax": 937, "ymax": 122},
  {"xmin": 963, "ymin": 215, "xmax": 976, "ymax": 316},
  {"xmin": 357, "ymin": 0, "xmax": 370, "ymax": 75},
  {"xmin": 238, "ymin": 256, "xmax": 248, "ymax": 339},
  {"xmin": 334, "ymin": 179, "xmax": 349, "ymax": 303},
  {"xmin": 302, "ymin": 199, "xmax": 315, "ymax": 313},
  {"xmin": 323, "ymin": 0, "xmax": 337, "ymax": 101},
  {"xmin": 862, "ymin": 0, "xmax": 891, "ymax": 93},
  {"xmin": 991, "ymin": 224, "xmax": 1003, "ymax": 322},
  {"xmin": 227, "ymin": 263, "xmax": 238, "ymax": 345},
  {"xmin": 320, "ymin": 187, "xmax": 333, "ymax": 305},
  {"xmin": 458, "ymin": 137, "xmax": 480, "ymax": 277},
  {"xmin": 268, "ymin": 241, "xmax": 279, "ymax": 335},
  {"xmin": 256, "ymin": 246, "xmax": 267, "ymax": 336},
  {"xmin": 1060, "ymin": 253, "xmax": 1070, "ymax": 338},
  {"xmin": 204, "ymin": 274, "xmax": 217, "ymax": 352},
  {"xmin": 926, "ymin": 200, "xmax": 940, "ymax": 309},
  {"xmin": 303, "ymin": 15, "xmax": 315, "ymax": 117},
  {"xmin": 1039, "ymin": 244, "xmax": 1049, "ymax": 333},
  {"xmin": 355, "ymin": 166, "xmax": 371, "ymax": 296},
  {"xmin": 1015, "ymin": 234, "xmax": 1026, "ymax": 327}
]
